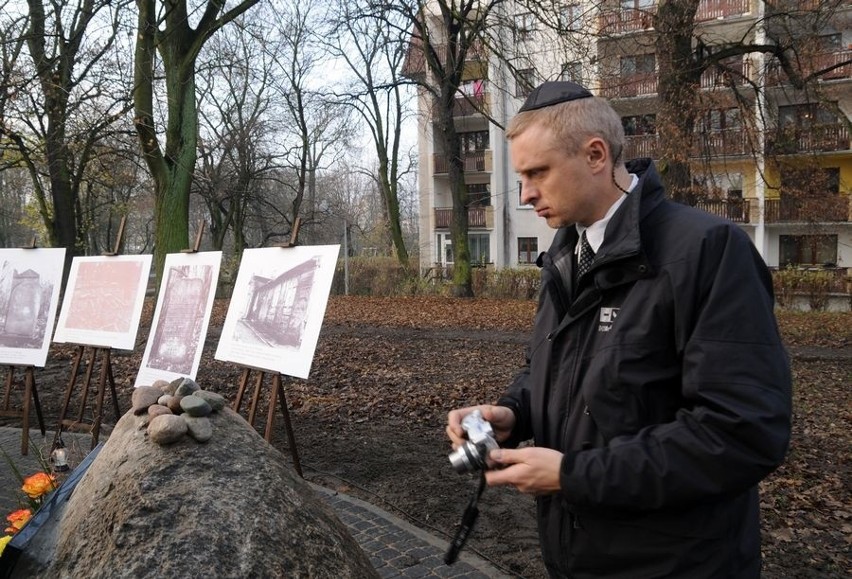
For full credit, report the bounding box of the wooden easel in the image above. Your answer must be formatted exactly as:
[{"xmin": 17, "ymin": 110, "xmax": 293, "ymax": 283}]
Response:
[
  {"xmin": 232, "ymin": 369, "xmax": 302, "ymax": 476},
  {"xmin": 53, "ymin": 218, "xmax": 127, "ymax": 450},
  {"xmin": 0, "ymin": 238, "xmax": 47, "ymax": 454},
  {"xmin": 1, "ymin": 366, "xmax": 45, "ymax": 455},
  {"xmin": 230, "ymin": 218, "xmax": 304, "ymax": 477}
]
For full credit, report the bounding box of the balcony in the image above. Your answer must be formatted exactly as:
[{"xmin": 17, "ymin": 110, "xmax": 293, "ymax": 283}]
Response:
[
  {"xmin": 765, "ymin": 196, "xmax": 851, "ymax": 223},
  {"xmin": 434, "ymin": 93, "xmax": 489, "ymax": 118},
  {"xmin": 601, "ymin": 74, "xmax": 658, "ymax": 98},
  {"xmin": 693, "ymin": 128, "xmax": 750, "ymax": 156},
  {"xmin": 693, "ymin": 198, "xmax": 751, "ymax": 223},
  {"xmin": 766, "ymin": 124, "xmax": 850, "ymax": 154},
  {"xmin": 434, "ymin": 149, "xmax": 493, "ymax": 174},
  {"xmin": 625, "ymin": 134, "xmax": 659, "ymax": 159},
  {"xmin": 766, "ymin": 50, "xmax": 852, "ymax": 85},
  {"xmin": 700, "ymin": 58, "xmax": 751, "ymax": 89},
  {"xmin": 599, "ymin": 8, "xmax": 655, "ymax": 35},
  {"xmin": 625, "ymin": 129, "xmax": 750, "ymax": 159},
  {"xmin": 599, "ymin": 0, "xmax": 750, "ymax": 34},
  {"xmin": 434, "ymin": 206, "xmax": 494, "ymax": 229},
  {"xmin": 695, "ymin": 0, "xmax": 751, "ymax": 21}
]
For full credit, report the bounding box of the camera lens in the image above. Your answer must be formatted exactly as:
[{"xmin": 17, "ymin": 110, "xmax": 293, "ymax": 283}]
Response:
[{"xmin": 449, "ymin": 442, "xmax": 485, "ymax": 474}]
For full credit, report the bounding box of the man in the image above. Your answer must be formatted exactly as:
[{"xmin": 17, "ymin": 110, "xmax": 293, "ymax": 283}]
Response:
[{"xmin": 446, "ymin": 81, "xmax": 792, "ymax": 578}]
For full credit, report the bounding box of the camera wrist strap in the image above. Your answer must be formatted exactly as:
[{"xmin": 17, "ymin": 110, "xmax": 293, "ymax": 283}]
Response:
[{"xmin": 444, "ymin": 471, "xmax": 486, "ymax": 565}]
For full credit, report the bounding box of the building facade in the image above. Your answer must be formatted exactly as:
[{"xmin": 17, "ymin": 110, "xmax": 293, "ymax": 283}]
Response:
[{"xmin": 412, "ymin": 0, "xmax": 851, "ymax": 276}]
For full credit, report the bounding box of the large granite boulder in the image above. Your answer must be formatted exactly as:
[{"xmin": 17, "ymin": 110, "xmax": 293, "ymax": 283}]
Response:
[{"xmin": 30, "ymin": 407, "xmax": 378, "ymax": 578}]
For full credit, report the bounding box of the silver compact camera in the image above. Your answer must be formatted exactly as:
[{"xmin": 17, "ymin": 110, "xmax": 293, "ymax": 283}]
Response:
[{"xmin": 448, "ymin": 409, "xmax": 499, "ymax": 474}]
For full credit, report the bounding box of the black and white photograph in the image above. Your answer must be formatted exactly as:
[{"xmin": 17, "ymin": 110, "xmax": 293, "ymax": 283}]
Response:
[
  {"xmin": 0, "ymin": 248, "xmax": 66, "ymax": 367},
  {"xmin": 214, "ymin": 245, "xmax": 339, "ymax": 378},
  {"xmin": 135, "ymin": 251, "xmax": 221, "ymax": 386}
]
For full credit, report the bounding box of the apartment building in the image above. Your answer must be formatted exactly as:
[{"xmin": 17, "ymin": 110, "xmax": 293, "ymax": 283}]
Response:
[{"xmin": 410, "ymin": 0, "xmax": 851, "ymax": 276}]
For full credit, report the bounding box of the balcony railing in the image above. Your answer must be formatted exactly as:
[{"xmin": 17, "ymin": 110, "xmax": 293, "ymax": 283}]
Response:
[
  {"xmin": 692, "ymin": 128, "xmax": 750, "ymax": 156},
  {"xmin": 434, "ymin": 150, "xmax": 492, "ymax": 174},
  {"xmin": 600, "ymin": 0, "xmax": 750, "ymax": 34},
  {"xmin": 600, "ymin": 74, "xmax": 658, "ymax": 98},
  {"xmin": 599, "ymin": 8, "xmax": 655, "ymax": 35},
  {"xmin": 766, "ymin": 50, "xmax": 852, "ymax": 85},
  {"xmin": 436, "ymin": 93, "xmax": 488, "ymax": 118},
  {"xmin": 434, "ymin": 206, "xmax": 493, "ymax": 229},
  {"xmin": 765, "ymin": 196, "xmax": 851, "ymax": 223},
  {"xmin": 625, "ymin": 129, "xmax": 750, "ymax": 159},
  {"xmin": 766, "ymin": 124, "xmax": 850, "ymax": 154},
  {"xmin": 700, "ymin": 58, "xmax": 751, "ymax": 88},
  {"xmin": 624, "ymin": 134, "xmax": 659, "ymax": 159},
  {"xmin": 695, "ymin": 0, "xmax": 751, "ymax": 21},
  {"xmin": 693, "ymin": 198, "xmax": 751, "ymax": 223}
]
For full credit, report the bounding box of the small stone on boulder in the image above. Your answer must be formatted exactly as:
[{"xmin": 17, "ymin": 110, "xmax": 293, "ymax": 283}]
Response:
[
  {"xmin": 174, "ymin": 378, "xmax": 200, "ymax": 397},
  {"xmin": 183, "ymin": 415, "xmax": 213, "ymax": 442},
  {"xmin": 158, "ymin": 394, "xmax": 172, "ymax": 406},
  {"xmin": 132, "ymin": 386, "xmax": 162, "ymax": 415},
  {"xmin": 147, "ymin": 414, "xmax": 187, "ymax": 445},
  {"xmin": 194, "ymin": 390, "xmax": 227, "ymax": 412},
  {"xmin": 180, "ymin": 395, "xmax": 211, "ymax": 417},
  {"xmin": 167, "ymin": 396, "xmax": 184, "ymax": 414},
  {"xmin": 148, "ymin": 405, "xmax": 172, "ymax": 419},
  {"xmin": 152, "ymin": 379, "xmax": 171, "ymax": 392}
]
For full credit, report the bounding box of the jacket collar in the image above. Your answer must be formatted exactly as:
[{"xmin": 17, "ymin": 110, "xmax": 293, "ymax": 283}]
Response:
[{"xmin": 540, "ymin": 159, "xmax": 663, "ymax": 318}]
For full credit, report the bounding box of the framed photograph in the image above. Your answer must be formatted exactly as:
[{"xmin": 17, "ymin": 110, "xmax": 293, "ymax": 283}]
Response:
[
  {"xmin": 0, "ymin": 248, "xmax": 66, "ymax": 367},
  {"xmin": 135, "ymin": 251, "xmax": 222, "ymax": 387},
  {"xmin": 54, "ymin": 255, "xmax": 152, "ymax": 350},
  {"xmin": 214, "ymin": 245, "xmax": 340, "ymax": 379}
]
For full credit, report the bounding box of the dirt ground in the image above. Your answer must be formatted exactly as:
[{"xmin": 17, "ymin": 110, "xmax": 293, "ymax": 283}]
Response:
[{"xmin": 6, "ymin": 296, "xmax": 850, "ymax": 578}]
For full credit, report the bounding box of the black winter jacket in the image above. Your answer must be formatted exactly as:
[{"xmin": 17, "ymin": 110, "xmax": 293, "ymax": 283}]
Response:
[{"xmin": 498, "ymin": 159, "xmax": 792, "ymax": 578}]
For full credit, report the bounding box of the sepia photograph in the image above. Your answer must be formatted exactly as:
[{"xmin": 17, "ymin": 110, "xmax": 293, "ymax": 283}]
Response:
[
  {"xmin": 53, "ymin": 255, "xmax": 152, "ymax": 350},
  {"xmin": 214, "ymin": 245, "xmax": 339, "ymax": 378},
  {"xmin": 135, "ymin": 251, "xmax": 221, "ymax": 387},
  {"xmin": 0, "ymin": 248, "xmax": 66, "ymax": 367}
]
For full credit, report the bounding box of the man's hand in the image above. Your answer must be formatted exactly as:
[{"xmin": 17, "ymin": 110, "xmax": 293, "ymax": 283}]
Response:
[
  {"xmin": 484, "ymin": 447, "xmax": 563, "ymax": 495},
  {"xmin": 446, "ymin": 405, "xmax": 515, "ymax": 447}
]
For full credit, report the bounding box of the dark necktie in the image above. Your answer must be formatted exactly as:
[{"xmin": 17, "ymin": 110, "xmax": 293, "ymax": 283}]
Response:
[{"xmin": 576, "ymin": 231, "xmax": 595, "ymax": 281}]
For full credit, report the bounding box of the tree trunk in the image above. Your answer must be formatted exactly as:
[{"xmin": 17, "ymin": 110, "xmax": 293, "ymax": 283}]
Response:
[{"xmin": 654, "ymin": 0, "xmax": 702, "ymax": 203}]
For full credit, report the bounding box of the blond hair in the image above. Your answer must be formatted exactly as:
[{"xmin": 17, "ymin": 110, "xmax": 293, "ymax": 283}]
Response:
[{"xmin": 506, "ymin": 96, "xmax": 626, "ymax": 162}]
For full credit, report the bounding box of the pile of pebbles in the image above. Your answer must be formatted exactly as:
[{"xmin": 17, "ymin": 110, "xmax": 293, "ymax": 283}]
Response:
[{"xmin": 131, "ymin": 377, "xmax": 228, "ymax": 445}]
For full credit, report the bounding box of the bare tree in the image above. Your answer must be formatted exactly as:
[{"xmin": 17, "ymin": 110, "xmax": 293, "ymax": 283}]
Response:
[
  {"xmin": 0, "ymin": 0, "xmax": 133, "ymax": 282},
  {"xmin": 326, "ymin": 0, "xmax": 418, "ymax": 275},
  {"xmin": 261, "ymin": 0, "xmax": 356, "ymax": 246},
  {"xmin": 194, "ymin": 18, "xmax": 279, "ymax": 258}
]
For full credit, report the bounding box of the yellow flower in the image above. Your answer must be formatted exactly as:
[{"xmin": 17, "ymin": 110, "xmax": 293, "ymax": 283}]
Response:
[
  {"xmin": 0, "ymin": 534, "xmax": 11, "ymax": 556},
  {"xmin": 21, "ymin": 472, "xmax": 56, "ymax": 500},
  {"xmin": 4, "ymin": 509, "xmax": 32, "ymax": 534}
]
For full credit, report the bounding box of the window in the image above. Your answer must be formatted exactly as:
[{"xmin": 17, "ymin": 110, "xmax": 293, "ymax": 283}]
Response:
[
  {"xmin": 781, "ymin": 167, "xmax": 840, "ymax": 196},
  {"xmin": 437, "ymin": 233, "xmax": 491, "ymax": 265},
  {"xmin": 621, "ymin": 0, "xmax": 656, "ymax": 9},
  {"xmin": 622, "ymin": 114, "xmax": 656, "ymax": 135},
  {"xmin": 469, "ymin": 234, "xmax": 491, "ymax": 265},
  {"xmin": 518, "ymin": 237, "xmax": 538, "ymax": 264},
  {"xmin": 620, "ymin": 54, "xmax": 655, "ymax": 76},
  {"xmin": 514, "ymin": 13, "xmax": 536, "ymax": 42},
  {"xmin": 559, "ymin": 3, "xmax": 582, "ymax": 31},
  {"xmin": 560, "ymin": 62, "xmax": 583, "ymax": 84},
  {"xmin": 779, "ymin": 102, "xmax": 839, "ymax": 129},
  {"xmin": 780, "ymin": 235, "xmax": 838, "ymax": 267},
  {"xmin": 699, "ymin": 108, "xmax": 742, "ymax": 132},
  {"xmin": 467, "ymin": 183, "xmax": 491, "ymax": 207},
  {"xmin": 518, "ymin": 180, "xmax": 532, "ymax": 207},
  {"xmin": 515, "ymin": 68, "xmax": 536, "ymax": 98},
  {"xmin": 460, "ymin": 131, "xmax": 489, "ymax": 153}
]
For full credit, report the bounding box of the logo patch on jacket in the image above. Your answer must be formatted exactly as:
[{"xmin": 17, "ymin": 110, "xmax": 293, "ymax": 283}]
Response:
[{"xmin": 598, "ymin": 307, "xmax": 619, "ymax": 332}]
